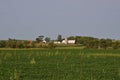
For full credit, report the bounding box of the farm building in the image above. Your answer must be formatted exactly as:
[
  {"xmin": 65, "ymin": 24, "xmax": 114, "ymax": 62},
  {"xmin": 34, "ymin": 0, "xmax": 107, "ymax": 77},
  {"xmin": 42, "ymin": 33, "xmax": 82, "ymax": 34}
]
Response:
[
  {"xmin": 68, "ymin": 40, "xmax": 76, "ymax": 44},
  {"xmin": 54, "ymin": 41, "xmax": 61, "ymax": 44},
  {"xmin": 62, "ymin": 38, "xmax": 75, "ymax": 44},
  {"xmin": 62, "ymin": 40, "xmax": 75, "ymax": 44},
  {"xmin": 54, "ymin": 38, "xmax": 76, "ymax": 44}
]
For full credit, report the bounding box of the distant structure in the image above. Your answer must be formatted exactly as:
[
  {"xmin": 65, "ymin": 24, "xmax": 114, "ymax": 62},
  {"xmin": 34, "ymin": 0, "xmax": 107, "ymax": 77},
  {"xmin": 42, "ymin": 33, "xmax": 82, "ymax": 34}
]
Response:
[
  {"xmin": 62, "ymin": 38, "xmax": 68, "ymax": 44},
  {"xmin": 62, "ymin": 37, "xmax": 75, "ymax": 44},
  {"xmin": 54, "ymin": 37, "xmax": 75, "ymax": 44},
  {"xmin": 54, "ymin": 41, "xmax": 61, "ymax": 44},
  {"xmin": 43, "ymin": 40, "xmax": 46, "ymax": 43},
  {"xmin": 67, "ymin": 40, "xmax": 75, "ymax": 44},
  {"xmin": 28, "ymin": 40, "xmax": 32, "ymax": 44}
]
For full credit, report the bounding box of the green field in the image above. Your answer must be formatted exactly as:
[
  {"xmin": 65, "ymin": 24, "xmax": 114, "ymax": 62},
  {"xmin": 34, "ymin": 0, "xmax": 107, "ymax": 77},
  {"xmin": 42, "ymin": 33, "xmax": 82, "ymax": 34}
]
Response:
[{"xmin": 0, "ymin": 49, "xmax": 120, "ymax": 80}]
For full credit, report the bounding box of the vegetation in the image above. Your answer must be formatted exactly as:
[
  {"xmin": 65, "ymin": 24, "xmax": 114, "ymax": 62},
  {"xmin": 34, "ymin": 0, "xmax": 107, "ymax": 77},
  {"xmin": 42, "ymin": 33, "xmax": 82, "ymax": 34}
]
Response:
[
  {"xmin": 57, "ymin": 34, "xmax": 62, "ymax": 42},
  {"xmin": 0, "ymin": 49, "xmax": 120, "ymax": 80},
  {"xmin": 0, "ymin": 35, "xmax": 119, "ymax": 80},
  {"xmin": 0, "ymin": 35, "xmax": 120, "ymax": 49},
  {"xmin": 36, "ymin": 35, "xmax": 44, "ymax": 42}
]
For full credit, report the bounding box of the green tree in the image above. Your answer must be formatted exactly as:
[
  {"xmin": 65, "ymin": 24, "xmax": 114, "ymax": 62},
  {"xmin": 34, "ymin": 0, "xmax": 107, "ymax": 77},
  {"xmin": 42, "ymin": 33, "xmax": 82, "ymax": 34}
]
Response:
[
  {"xmin": 75, "ymin": 36, "xmax": 83, "ymax": 44},
  {"xmin": 86, "ymin": 39, "xmax": 99, "ymax": 49},
  {"xmin": 16, "ymin": 41, "xmax": 24, "ymax": 48},
  {"xmin": 99, "ymin": 39, "xmax": 107, "ymax": 49},
  {"xmin": 6, "ymin": 38, "xmax": 17, "ymax": 48},
  {"xmin": 48, "ymin": 42, "xmax": 56, "ymax": 49},
  {"xmin": 57, "ymin": 35, "xmax": 62, "ymax": 42},
  {"xmin": 45, "ymin": 37, "xmax": 50, "ymax": 42},
  {"xmin": 112, "ymin": 41, "xmax": 120, "ymax": 49},
  {"xmin": 0, "ymin": 40, "xmax": 6, "ymax": 48},
  {"xmin": 36, "ymin": 35, "xmax": 44, "ymax": 42},
  {"xmin": 106, "ymin": 39, "xmax": 112, "ymax": 47},
  {"xmin": 67, "ymin": 36, "xmax": 75, "ymax": 40}
]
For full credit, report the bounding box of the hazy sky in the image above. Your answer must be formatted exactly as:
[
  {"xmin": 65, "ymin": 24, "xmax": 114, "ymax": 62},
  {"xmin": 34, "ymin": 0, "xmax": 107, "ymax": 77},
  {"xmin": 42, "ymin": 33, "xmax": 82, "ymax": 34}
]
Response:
[{"xmin": 0, "ymin": 0, "xmax": 120, "ymax": 40}]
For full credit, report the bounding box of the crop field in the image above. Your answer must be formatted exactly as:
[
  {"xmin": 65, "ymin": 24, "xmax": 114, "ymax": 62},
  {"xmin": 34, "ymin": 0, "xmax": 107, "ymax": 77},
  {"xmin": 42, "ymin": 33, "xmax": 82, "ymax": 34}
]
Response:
[{"xmin": 0, "ymin": 49, "xmax": 120, "ymax": 80}]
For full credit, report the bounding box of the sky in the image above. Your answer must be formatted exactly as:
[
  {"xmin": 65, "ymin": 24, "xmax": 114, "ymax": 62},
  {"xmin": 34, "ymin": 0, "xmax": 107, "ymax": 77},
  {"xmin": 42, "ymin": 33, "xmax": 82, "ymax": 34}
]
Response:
[{"xmin": 0, "ymin": 0, "xmax": 120, "ymax": 40}]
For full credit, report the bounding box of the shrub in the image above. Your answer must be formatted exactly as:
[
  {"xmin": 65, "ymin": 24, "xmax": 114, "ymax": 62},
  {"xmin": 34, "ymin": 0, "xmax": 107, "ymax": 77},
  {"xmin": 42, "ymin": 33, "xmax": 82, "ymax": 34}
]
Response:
[{"xmin": 48, "ymin": 42, "xmax": 56, "ymax": 49}]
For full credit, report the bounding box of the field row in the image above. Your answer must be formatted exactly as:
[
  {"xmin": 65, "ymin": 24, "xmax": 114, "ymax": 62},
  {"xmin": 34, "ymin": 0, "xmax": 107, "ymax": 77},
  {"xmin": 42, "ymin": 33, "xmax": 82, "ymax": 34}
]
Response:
[{"xmin": 0, "ymin": 49, "xmax": 120, "ymax": 80}]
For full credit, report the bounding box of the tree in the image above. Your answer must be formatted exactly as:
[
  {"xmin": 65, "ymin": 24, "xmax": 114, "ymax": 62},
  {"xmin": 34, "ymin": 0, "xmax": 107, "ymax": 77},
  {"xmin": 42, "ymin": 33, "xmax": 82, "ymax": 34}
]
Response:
[
  {"xmin": 6, "ymin": 38, "xmax": 17, "ymax": 48},
  {"xmin": 67, "ymin": 36, "xmax": 75, "ymax": 40},
  {"xmin": 45, "ymin": 37, "xmax": 50, "ymax": 42},
  {"xmin": 75, "ymin": 36, "xmax": 83, "ymax": 44},
  {"xmin": 112, "ymin": 41, "xmax": 120, "ymax": 49},
  {"xmin": 36, "ymin": 35, "xmax": 44, "ymax": 42},
  {"xmin": 16, "ymin": 41, "xmax": 24, "ymax": 48},
  {"xmin": 106, "ymin": 39, "xmax": 112, "ymax": 47},
  {"xmin": 57, "ymin": 35, "xmax": 62, "ymax": 42},
  {"xmin": 99, "ymin": 39, "xmax": 107, "ymax": 49},
  {"xmin": 86, "ymin": 39, "xmax": 99, "ymax": 49},
  {"xmin": 48, "ymin": 42, "xmax": 56, "ymax": 49},
  {"xmin": 0, "ymin": 40, "xmax": 6, "ymax": 48}
]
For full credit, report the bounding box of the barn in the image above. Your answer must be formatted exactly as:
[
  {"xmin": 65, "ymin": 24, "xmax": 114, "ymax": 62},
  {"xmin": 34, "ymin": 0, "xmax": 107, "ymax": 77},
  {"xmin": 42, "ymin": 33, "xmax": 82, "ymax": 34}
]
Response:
[{"xmin": 62, "ymin": 38, "xmax": 75, "ymax": 44}]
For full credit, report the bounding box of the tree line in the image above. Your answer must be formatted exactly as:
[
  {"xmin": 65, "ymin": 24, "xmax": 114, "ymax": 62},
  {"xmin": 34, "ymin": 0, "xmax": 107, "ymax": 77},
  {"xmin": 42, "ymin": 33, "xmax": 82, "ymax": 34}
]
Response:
[
  {"xmin": 69, "ymin": 36, "xmax": 120, "ymax": 49},
  {"xmin": 0, "ymin": 38, "xmax": 55, "ymax": 49},
  {"xmin": 0, "ymin": 35, "xmax": 120, "ymax": 49}
]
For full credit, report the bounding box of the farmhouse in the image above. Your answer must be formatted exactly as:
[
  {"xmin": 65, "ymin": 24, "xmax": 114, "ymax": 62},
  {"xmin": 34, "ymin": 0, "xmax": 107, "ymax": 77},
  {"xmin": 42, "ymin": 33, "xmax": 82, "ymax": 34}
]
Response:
[
  {"xmin": 54, "ymin": 41, "xmax": 61, "ymax": 44},
  {"xmin": 68, "ymin": 40, "xmax": 76, "ymax": 44},
  {"xmin": 43, "ymin": 40, "xmax": 46, "ymax": 43},
  {"xmin": 62, "ymin": 40, "xmax": 75, "ymax": 44},
  {"xmin": 62, "ymin": 38, "xmax": 75, "ymax": 44},
  {"xmin": 53, "ymin": 38, "xmax": 76, "ymax": 44}
]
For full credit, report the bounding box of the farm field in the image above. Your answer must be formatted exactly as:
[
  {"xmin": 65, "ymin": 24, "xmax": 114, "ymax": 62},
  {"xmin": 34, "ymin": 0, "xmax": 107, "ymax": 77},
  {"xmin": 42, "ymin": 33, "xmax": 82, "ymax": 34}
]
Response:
[{"xmin": 0, "ymin": 49, "xmax": 120, "ymax": 80}]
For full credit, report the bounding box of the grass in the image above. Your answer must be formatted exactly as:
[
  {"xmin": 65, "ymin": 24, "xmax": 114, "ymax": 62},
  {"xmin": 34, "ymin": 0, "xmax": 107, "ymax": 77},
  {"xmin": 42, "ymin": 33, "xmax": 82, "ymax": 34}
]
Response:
[{"xmin": 0, "ymin": 49, "xmax": 120, "ymax": 80}]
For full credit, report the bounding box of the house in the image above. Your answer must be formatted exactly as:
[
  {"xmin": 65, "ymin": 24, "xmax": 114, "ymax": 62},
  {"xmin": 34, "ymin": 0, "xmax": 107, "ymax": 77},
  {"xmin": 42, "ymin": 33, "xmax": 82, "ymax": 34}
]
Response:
[
  {"xmin": 62, "ymin": 38, "xmax": 75, "ymax": 44},
  {"xmin": 54, "ymin": 41, "xmax": 61, "ymax": 44},
  {"xmin": 53, "ymin": 37, "xmax": 76, "ymax": 44},
  {"xmin": 43, "ymin": 40, "xmax": 46, "ymax": 43},
  {"xmin": 68, "ymin": 40, "xmax": 75, "ymax": 44},
  {"xmin": 62, "ymin": 38, "xmax": 68, "ymax": 44}
]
